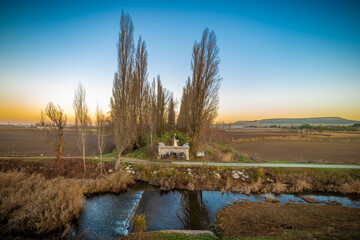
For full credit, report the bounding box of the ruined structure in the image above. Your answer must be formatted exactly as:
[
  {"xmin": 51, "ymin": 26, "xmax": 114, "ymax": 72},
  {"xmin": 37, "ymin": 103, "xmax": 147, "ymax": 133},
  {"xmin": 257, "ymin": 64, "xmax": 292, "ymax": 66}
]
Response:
[{"xmin": 158, "ymin": 134, "xmax": 190, "ymax": 160}]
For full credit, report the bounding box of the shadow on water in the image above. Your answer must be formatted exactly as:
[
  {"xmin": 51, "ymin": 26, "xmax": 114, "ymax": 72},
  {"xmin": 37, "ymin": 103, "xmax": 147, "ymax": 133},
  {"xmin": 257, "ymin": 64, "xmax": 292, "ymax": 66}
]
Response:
[
  {"xmin": 178, "ymin": 191, "xmax": 211, "ymax": 230},
  {"xmin": 72, "ymin": 182, "xmax": 360, "ymax": 240}
]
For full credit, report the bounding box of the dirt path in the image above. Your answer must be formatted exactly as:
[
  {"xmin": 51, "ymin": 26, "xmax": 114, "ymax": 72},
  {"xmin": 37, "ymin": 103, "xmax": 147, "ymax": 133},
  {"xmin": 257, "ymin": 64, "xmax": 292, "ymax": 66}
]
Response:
[
  {"xmin": 1, "ymin": 156, "xmax": 360, "ymax": 169},
  {"xmin": 171, "ymin": 161, "xmax": 360, "ymax": 169}
]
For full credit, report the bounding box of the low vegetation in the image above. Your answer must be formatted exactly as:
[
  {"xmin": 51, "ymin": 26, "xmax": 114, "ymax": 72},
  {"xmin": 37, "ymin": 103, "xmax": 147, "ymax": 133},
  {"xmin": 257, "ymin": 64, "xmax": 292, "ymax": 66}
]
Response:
[
  {"xmin": 216, "ymin": 202, "xmax": 360, "ymax": 239},
  {"xmin": 0, "ymin": 170, "xmax": 134, "ymax": 236},
  {"xmin": 120, "ymin": 232, "xmax": 218, "ymax": 240},
  {"xmin": 299, "ymin": 123, "xmax": 360, "ymax": 132},
  {"xmin": 129, "ymin": 163, "xmax": 360, "ymax": 194},
  {"xmin": 133, "ymin": 214, "xmax": 147, "ymax": 240}
]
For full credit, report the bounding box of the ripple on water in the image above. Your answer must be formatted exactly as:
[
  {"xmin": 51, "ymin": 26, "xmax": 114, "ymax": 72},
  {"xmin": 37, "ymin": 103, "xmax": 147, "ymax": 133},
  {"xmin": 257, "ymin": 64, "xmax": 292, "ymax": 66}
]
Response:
[{"xmin": 72, "ymin": 190, "xmax": 143, "ymax": 240}]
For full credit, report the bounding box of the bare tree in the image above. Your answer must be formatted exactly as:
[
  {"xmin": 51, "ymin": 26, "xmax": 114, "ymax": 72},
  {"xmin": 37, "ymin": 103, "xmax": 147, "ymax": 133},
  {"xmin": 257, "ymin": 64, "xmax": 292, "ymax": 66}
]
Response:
[
  {"xmin": 189, "ymin": 28, "xmax": 221, "ymax": 149},
  {"xmin": 111, "ymin": 11, "xmax": 135, "ymax": 170},
  {"xmin": 96, "ymin": 104, "xmax": 107, "ymax": 175},
  {"xmin": 73, "ymin": 82, "xmax": 89, "ymax": 174},
  {"xmin": 39, "ymin": 102, "xmax": 67, "ymax": 165}
]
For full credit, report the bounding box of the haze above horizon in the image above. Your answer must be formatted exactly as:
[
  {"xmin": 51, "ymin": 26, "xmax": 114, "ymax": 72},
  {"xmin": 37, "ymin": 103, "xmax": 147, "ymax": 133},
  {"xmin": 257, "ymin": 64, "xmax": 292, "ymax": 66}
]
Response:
[{"xmin": 1, "ymin": 0, "xmax": 360, "ymax": 124}]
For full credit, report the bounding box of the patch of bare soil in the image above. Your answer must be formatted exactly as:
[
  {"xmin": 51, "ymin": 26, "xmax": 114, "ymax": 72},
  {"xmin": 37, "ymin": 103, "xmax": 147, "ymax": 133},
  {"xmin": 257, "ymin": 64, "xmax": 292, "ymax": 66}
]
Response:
[
  {"xmin": 233, "ymin": 140, "xmax": 360, "ymax": 164},
  {"xmin": 216, "ymin": 202, "xmax": 360, "ymax": 239},
  {"xmin": 0, "ymin": 128, "xmax": 114, "ymax": 157},
  {"xmin": 0, "ymin": 159, "xmax": 114, "ymax": 179}
]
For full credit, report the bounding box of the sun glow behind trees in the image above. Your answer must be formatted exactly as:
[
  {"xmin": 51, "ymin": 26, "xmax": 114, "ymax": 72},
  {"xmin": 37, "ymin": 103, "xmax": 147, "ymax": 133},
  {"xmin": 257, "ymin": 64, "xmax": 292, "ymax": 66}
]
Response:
[{"xmin": 1, "ymin": 1, "xmax": 360, "ymax": 123}]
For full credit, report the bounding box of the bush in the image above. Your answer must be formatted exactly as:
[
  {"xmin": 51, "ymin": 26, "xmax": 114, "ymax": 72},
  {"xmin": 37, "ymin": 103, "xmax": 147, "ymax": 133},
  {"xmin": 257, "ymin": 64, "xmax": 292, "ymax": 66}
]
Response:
[{"xmin": 134, "ymin": 214, "xmax": 147, "ymax": 240}]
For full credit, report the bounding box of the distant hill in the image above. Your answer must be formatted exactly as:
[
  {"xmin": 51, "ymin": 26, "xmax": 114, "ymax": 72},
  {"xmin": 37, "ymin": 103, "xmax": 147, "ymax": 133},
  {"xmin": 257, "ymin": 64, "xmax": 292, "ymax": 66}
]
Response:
[{"xmin": 233, "ymin": 117, "xmax": 360, "ymax": 126}]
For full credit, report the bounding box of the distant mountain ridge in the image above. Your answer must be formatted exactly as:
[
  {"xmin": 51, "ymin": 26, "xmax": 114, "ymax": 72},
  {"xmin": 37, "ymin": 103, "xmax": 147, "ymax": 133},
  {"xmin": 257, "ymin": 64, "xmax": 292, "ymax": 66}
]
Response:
[{"xmin": 233, "ymin": 117, "xmax": 360, "ymax": 126}]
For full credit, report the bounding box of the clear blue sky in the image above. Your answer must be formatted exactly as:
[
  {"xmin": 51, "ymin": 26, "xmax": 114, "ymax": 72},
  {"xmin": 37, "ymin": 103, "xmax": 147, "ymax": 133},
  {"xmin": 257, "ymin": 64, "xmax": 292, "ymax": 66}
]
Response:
[{"xmin": 1, "ymin": 0, "xmax": 360, "ymax": 123}]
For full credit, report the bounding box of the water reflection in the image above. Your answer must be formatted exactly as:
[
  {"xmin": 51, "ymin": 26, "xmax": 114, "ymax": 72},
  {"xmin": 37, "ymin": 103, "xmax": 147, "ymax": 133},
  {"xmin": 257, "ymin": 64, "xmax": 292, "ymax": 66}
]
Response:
[{"xmin": 178, "ymin": 191, "xmax": 211, "ymax": 230}]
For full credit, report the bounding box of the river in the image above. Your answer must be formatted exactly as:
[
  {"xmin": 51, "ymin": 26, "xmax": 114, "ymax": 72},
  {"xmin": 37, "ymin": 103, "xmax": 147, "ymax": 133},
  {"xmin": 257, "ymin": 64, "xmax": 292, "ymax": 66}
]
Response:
[{"xmin": 71, "ymin": 182, "xmax": 360, "ymax": 240}]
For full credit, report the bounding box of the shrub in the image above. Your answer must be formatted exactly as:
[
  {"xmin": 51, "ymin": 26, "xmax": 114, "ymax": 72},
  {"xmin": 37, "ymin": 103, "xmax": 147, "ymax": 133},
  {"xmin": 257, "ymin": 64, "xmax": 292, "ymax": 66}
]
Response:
[{"xmin": 134, "ymin": 214, "xmax": 147, "ymax": 240}]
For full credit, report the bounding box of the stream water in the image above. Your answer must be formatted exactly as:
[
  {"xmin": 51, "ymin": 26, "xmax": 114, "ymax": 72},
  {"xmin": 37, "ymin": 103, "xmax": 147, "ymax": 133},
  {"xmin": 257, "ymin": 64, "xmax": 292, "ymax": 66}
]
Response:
[{"xmin": 71, "ymin": 183, "xmax": 360, "ymax": 240}]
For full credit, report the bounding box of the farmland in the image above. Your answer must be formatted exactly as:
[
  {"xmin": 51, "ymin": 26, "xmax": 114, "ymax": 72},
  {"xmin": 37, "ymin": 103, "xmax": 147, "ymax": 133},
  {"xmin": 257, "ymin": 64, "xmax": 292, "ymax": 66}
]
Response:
[
  {"xmin": 0, "ymin": 127, "xmax": 114, "ymax": 157},
  {"xmin": 227, "ymin": 128, "xmax": 360, "ymax": 164}
]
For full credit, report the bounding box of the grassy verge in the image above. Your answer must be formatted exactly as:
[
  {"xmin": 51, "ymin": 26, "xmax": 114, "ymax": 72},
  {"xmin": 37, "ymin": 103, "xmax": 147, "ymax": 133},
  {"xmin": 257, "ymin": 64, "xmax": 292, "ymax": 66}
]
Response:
[
  {"xmin": 93, "ymin": 152, "xmax": 116, "ymax": 158},
  {"xmin": 22, "ymin": 159, "xmax": 40, "ymax": 162},
  {"xmin": 120, "ymin": 232, "xmax": 218, "ymax": 240},
  {"xmin": 0, "ymin": 170, "xmax": 134, "ymax": 237},
  {"xmin": 120, "ymin": 231, "xmax": 275, "ymax": 239}
]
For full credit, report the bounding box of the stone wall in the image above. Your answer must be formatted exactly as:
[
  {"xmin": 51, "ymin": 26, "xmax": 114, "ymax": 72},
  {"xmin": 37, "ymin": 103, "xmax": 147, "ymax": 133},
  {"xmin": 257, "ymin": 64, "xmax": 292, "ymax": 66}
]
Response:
[{"xmin": 158, "ymin": 142, "xmax": 189, "ymax": 160}]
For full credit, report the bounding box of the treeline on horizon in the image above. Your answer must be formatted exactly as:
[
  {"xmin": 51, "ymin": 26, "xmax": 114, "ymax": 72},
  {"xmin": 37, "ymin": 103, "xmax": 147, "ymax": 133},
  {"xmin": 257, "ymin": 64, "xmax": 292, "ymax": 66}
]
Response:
[
  {"xmin": 298, "ymin": 123, "xmax": 360, "ymax": 132},
  {"xmin": 38, "ymin": 11, "xmax": 221, "ymax": 171}
]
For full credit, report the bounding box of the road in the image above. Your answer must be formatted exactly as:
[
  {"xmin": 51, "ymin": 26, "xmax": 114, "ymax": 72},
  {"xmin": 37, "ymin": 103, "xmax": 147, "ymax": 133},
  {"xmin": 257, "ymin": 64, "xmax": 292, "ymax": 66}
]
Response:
[
  {"xmin": 170, "ymin": 161, "xmax": 360, "ymax": 169},
  {"xmin": 1, "ymin": 156, "xmax": 359, "ymax": 169}
]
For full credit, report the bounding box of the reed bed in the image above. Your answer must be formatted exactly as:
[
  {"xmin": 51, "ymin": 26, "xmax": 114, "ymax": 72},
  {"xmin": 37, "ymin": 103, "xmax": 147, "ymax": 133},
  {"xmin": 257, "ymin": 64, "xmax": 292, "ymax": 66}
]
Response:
[{"xmin": 0, "ymin": 170, "xmax": 134, "ymax": 236}]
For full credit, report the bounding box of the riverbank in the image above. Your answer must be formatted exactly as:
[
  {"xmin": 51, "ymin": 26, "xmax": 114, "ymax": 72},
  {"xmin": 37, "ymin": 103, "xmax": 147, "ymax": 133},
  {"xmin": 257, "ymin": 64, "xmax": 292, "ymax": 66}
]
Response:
[
  {"xmin": 2, "ymin": 158, "xmax": 360, "ymax": 195},
  {"xmin": 130, "ymin": 163, "xmax": 360, "ymax": 194},
  {"xmin": 216, "ymin": 201, "xmax": 360, "ymax": 239}
]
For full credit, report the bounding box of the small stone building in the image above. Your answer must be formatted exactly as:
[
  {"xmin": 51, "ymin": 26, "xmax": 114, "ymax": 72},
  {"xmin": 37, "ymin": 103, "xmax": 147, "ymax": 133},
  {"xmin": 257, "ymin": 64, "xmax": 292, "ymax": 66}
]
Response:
[{"xmin": 158, "ymin": 142, "xmax": 190, "ymax": 160}]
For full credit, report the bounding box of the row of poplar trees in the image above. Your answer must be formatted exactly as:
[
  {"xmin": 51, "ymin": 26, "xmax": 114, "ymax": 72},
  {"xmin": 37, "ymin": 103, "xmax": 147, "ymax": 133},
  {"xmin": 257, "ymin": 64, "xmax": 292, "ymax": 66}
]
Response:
[
  {"xmin": 111, "ymin": 12, "xmax": 221, "ymax": 169},
  {"xmin": 111, "ymin": 12, "xmax": 176, "ymax": 170}
]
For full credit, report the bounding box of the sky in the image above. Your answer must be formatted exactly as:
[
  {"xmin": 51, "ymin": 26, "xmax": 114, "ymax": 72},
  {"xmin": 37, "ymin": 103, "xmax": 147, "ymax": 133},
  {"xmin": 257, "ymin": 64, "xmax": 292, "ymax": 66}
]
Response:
[{"xmin": 0, "ymin": 0, "xmax": 360, "ymax": 124}]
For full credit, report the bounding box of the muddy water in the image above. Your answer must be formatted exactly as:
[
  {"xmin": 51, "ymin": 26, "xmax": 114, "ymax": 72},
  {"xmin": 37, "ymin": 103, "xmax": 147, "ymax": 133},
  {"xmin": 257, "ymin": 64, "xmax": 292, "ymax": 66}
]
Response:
[{"xmin": 71, "ymin": 183, "xmax": 360, "ymax": 240}]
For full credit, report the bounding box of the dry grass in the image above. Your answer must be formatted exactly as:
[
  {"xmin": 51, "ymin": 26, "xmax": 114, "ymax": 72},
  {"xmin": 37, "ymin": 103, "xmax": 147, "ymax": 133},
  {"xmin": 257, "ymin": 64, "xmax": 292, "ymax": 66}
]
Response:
[
  {"xmin": 217, "ymin": 201, "xmax": 360, "ymax": 240},
  {"xmin": 0, "ymin": 171, "xmax": 83, "ymax": 234},
  {"xmin": 271, "ymin": 181, "xmax": 288, "ymax": 193},
  {"xmin": 290, "ymin": 178, "xmax": 313, "ymax": 192},
  {"xmin": 0, "ymin": 170, "xmax": 134, "ymax": 236},
  {"xmin": 219, "ymin": 152, "xmax": 234, "ymax": 163},
  {"xmin": 82, "ymin": 170, "xmax": 134, "ymax": 195},
  {"xmin": 301, "ymin": 196, "xmax": 323, "ymax": 204},
  {"xmin": 264, "ymin": 195, "xmax": 279, "ymax": 203},
  {"xmin": 339, "ymin": 180, "xmax": 360, "ymax": 194}
]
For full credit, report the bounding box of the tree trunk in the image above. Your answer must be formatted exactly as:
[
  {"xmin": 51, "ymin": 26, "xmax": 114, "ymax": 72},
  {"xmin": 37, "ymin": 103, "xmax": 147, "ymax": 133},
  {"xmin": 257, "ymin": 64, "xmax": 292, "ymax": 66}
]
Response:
[
  {"xmin": 82, "ymin": 133, "xmax": 86, "ymax": 174},
  {"xmin": 115, "ymin": 153, "xmax": 121, "ymax": 171},
  {"xmin": 57, "ymin": 142, "xmax": 63, "ymax": 165},
  {"xmin": 100, "ymin": 150, "xmax": 103, "ymax": 175}
]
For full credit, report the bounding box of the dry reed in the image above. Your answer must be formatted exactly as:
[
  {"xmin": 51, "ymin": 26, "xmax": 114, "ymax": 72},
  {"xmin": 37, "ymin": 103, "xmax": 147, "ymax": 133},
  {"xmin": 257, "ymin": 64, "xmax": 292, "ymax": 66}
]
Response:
[
  {"xmin": 264, "ymin": 195, "xmax": 279, "ymax": 203},
  {"xmin": 0, "ymin": 170, "xmax": 135, "ymax": 236},
  {"xmin": 0, "ymin": 171, "xmax": 83, "ymax": 234}
]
